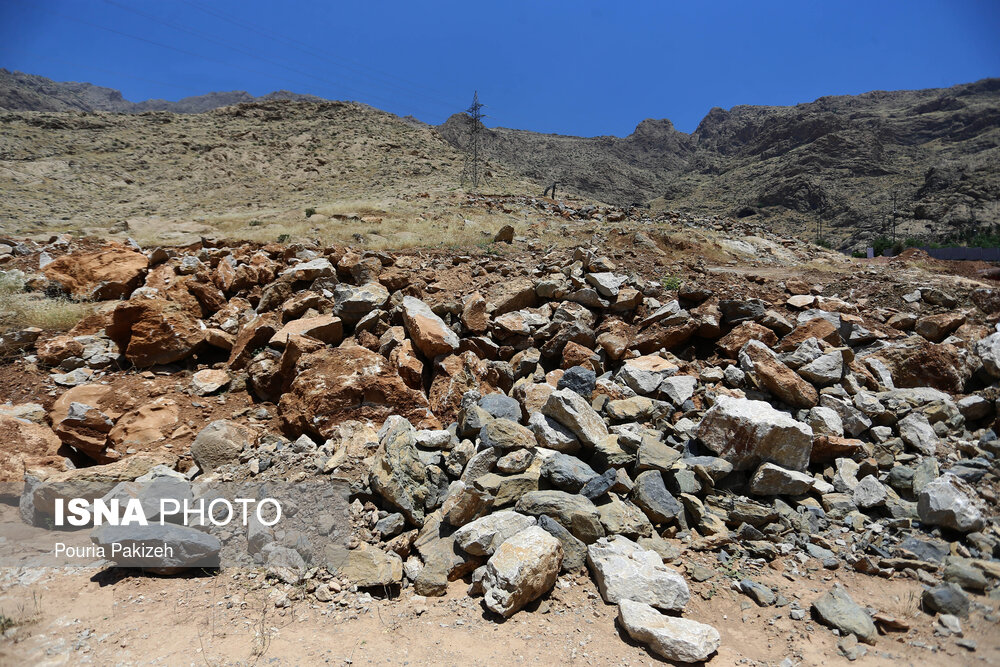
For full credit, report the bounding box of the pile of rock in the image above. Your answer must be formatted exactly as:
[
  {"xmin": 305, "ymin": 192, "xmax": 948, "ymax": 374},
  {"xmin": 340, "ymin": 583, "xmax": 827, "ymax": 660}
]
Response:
[{"xmin": 4, "ymin": 237, "xmax": 999, "ymax": 661}]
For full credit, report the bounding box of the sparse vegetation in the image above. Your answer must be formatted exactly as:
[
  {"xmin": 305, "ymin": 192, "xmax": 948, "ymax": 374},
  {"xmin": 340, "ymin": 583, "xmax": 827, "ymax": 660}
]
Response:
[
  {"xmin": 304, "ymin": 207, "xmax": 316, "ymax": 218},
  {"xmin": 660, "ymin": 274, "xmax": 682, "ymax": 290},
  {"xmin": 0, "ymin": 271, "xmax": 93, "ymax": 332}
]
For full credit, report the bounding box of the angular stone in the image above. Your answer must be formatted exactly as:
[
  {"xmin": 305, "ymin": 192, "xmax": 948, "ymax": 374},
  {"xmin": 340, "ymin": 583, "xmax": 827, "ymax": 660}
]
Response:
[
  {"xmin": 190, "ymin": 420, "xmax": 255, "ymax": 473},
  {"xmin": 453, "ymin": 510, "xmax": 537, "ymax": 556},
  {"xmin": 631, "ymin": 470, "xmax": 683, "ymax": 523},
  {"xmin": 402, "ymin": 296, "xmax": 460, "ymax": 358},
  {"xmin": 749, "ymin": 462, "xmax": 815, "ymax": 496},
  {"xmin": 369, "ymin": 417, "xmax": 429, "ymax": 527},
  {"xmin": 541, "ymin": 388, "xmax": 608, "ymax": 448},
  {"xmin": 618, "ymin": 600, "xmax": 720, "ymax": 663},
  {"xmin": 515, "ymin": 490, "xmax": 604, "ymax": 544},
  {"xmin": 811, "ymin": 584, "xmax": 877, "ymax": 644},
  {"xmin": 482, "ymin": 526, "xmax": 562, "ymax": 617},
  {"xmin": 696, "ymin": 395, "xmax": 813, "ymax": 471},
  {"xmin": 918, "ymin": 473, "xmax": 985, "ymax": 533},
  {"xmin": 587, "ymin": 535, "xmax": 690, "ymax": 611}
]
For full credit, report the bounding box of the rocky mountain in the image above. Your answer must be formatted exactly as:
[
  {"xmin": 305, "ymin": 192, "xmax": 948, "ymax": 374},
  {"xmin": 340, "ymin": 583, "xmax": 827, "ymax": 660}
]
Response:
[
  {"xmin": 0, "ymin": 69, "xmax": 324, "ymax": 114},
  {"xmin": 3, "ymin": 69, "xmax": 998, "ymax": 249},
  {"xmin": 439, "ymin": 79, "xmax": 1000, "ymax": 248}
]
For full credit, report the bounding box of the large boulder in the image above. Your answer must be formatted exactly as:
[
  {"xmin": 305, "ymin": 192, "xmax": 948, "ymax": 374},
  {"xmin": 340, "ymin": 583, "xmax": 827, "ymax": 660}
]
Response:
[
  {"xmin": 811, "ymin": 584, "xmax": 877, "ymax": 645},
  {"xmin": 541, "ymin": 388, "xmax": 608, "ymax": 448},
  {"xmin": 453, "ymin": 511, "xmax": 537, "ymax": 556},
  {"xmin": 43, "ymin": 245, "xmax": 148, "ymax": 300},
  {"xmin": 90, "ymin": 523, "xmax": 221, "ymax": 575},
  {"xmin": 918, "ymin": 473, "xmax": 985, "ymax": 533},
  {"xmin": 0, "ymin": 416, "xmax": 64, "ymax": 485},
  {"xmin": 280, "ymin": 343, "xmax": 437, "ymax": 439},
  {"xmin": 482, "ymin": 525, "xmax": 563, "ymax": 617},
  {"xmin": 369, "ymin": 418, "xmax": 429, "ymax": 527},
  {"xmin": 106, "ymin": 299, "xmax": 205, "ymax": 367},
  {"xmin": 106, "ymin": 397, "xmax": 180, "ymax": 460},
  {"xmin": 428, "ymin": 352, "xmax": 499, "ymax": 424},
  {"xmin": 190, "ymin": 420, "xmax": 255, "ymax": 473},
  {"xmin": 515, "ymin": 490, "xmax": 604, "ymax": 544},
  {"xmin": 872, "ymin": 339, "xmax": 973, "ymax": 393},
  {"xmin": 696, "ymin": 395, "xmax": 813, "ymax": 471},
  {"xmin": 618, "ymin": 599, "xmax": 720, "ymax": 663},
  {"xmin": 587, "ymin": 535, "xmax": 690, "ymax": 611},
  {"xmin": 402, "ymin": 296, "xmax": 460, "ymax": 358}
]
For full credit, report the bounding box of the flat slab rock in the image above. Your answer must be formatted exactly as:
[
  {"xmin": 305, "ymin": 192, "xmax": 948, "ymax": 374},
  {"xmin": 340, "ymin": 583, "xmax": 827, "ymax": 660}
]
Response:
[{"xmin": 618, "ymin": 599, "xmax": 720, "ymax": 663}]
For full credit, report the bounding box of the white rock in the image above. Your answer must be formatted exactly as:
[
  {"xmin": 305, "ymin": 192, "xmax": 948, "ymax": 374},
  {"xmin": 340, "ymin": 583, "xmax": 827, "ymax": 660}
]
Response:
[
  {"xmin": 541, "ymin": 388, "xmax": 608, "ymax": 448},
  {"xmin": 453, "ymin": 511, "xmax": 537, "ymax": 556},
  {"xmin": 696, "ymin": 395, "xmax": 813, "ymax": 471},
  {"xmin": 617, "ymin": 599, "xmax": 721, "ymax": 663},
  {"xmin": 898, "ymin": 412, "xmax": 938, "ymax": 456},
  {"xmin": 587, "ymin": 535, "xmax": 689, "ymax": 611},
  {"xmin": 482, "ymin": 526, "xmax": 563, "ymax": 617},
  {"xmin": 807, "ymin": 406, "xmax": 844, "ymax": 437},
  {"xmin": 660, "ymin": 375, "xmax": 698, "ymax": 406},
  {"xmin": 853, "ymin": 475, "xmax": 887, "ymax": 509}
]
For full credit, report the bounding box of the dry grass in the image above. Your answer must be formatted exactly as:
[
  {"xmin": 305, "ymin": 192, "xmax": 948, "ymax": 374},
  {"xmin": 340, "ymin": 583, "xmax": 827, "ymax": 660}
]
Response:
[{"xmin": 0, "ymin": 271, "xmax": 94, "ymax": 332}]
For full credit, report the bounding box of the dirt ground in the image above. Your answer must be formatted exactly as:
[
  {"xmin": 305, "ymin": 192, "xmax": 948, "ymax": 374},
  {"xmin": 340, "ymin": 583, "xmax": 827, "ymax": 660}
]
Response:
[{"xmin": 1, "ymin": 495, "xmax": 997, "ymax": 667}]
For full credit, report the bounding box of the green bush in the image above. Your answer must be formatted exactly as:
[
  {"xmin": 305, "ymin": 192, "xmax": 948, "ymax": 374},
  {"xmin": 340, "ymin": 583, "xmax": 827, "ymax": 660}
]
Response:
[
  {"xmin": 304, "ymin": 207, "xmax": 316, "ymax": 218},
  {"xmin": 871, "ymin": 236, "xmax": 893, "ymax": 257},
  {"xmin": 660, "ymin": 274, "xmax": 682, "ymax": 291}
]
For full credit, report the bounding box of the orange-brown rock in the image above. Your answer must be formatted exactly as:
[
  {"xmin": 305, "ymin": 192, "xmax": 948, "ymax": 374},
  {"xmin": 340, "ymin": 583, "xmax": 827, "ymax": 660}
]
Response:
[
  {"xmin": 0, "ymin": 416, "xmax": 65, "ymax": 484},
  {"xmin": 280, "ymin": 343, "xmax": 438, "ymax": 439},
  {"xmin": 460, "ymin": 292, "xmax": 488, "ymax": 334},
  {"xmin": 561, "ymin": 342, "xmax": 598, "ymax": 370},
  {"xmin": 777, "ymin": 317, "xmax": 843, "ymax": 352},
  {"xmin": 914, "ymin": 312, "xmax": 966, "ymax": 343},
  {"xmin": 872, "ymin": 338, "xmax": 974, "ymax": 393},
  {"xmin": 50, "ymin": 384, "xmax": 122, "ymax": 460},
  {"xmin": 106, "ymin": 397, "xmax": 180, "ymax": 460},
  {"xmin": 595, "ymin": 318, "xmax": 633, "ymax": 360},
  {"xmin": 228, "ymin": 313, "xmax": 279, "ymax": 369},
  {"xmin": 487, "ymin": 278, "xmax": 537, "ymax": 316},
  {"xmin": 811, "ymin": 435, "xmax": 867, "ymax": 463},
  {"xmin": 43, "ymin": 244, "xmax": 148, "ymax": 300},
  {"xmin": 717, "ymin": 322, "xmax": 778, "ymax": 358},
  {"xmin": 402, "ymin": 296, "xmax": 460, "ymax": 358},
  {"xmin": 428, "ymin": 351, "xmax": 499, "ymax": 423},
  {"xmin": 106, "ymin": 299, "xmax": 205, "ymax": 367},
  {"xmin": 391, "ymin": 339, "xmax": 424, "ymax": 390},
  {"xmin": 742, "ymin": 343, "xmax": 818, "ymax": 408},
  {"xmin": 269, "ymin": 315, "xmax": 343, "ymax": 348},
  {"xmin": 632, "ymin": 318, "xmax": 697, "ymax": 354}
]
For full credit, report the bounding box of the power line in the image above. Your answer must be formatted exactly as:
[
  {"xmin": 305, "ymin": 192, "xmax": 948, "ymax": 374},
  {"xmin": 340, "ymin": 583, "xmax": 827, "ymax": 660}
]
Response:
[{"xmin": 461, "ymin": 91, "xmax": 486, "ymax": 189}]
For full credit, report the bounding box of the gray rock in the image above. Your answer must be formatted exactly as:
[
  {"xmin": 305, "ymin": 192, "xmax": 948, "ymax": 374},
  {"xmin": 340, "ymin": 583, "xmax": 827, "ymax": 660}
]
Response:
[
  {"xmin": 527, "ymin": 411, "xmax": 581, "ymax": 454},
  {"xmin": 740, "ymin": 579, "xmax": 775, "ymax": 606},
  {"xmin": 617, "ymin": 599, "xmax": 720, "ymax": 663},
  {"xmin": 696, "ymin": 395, "xmax": 813, "ymax": 471},
  {"xmin": 332, "ymin": 282, "xmax": 389, "ymax": 324},
  {"xmin": 478, "ymin": 394, "xmax": 521, "ymax": 422},
  {"xmin": 587, "ymin": 535, "xmax": 690, "ymax": 611},
  {"xmin": 853, "ymin": 475, "xmax": 887, "ymax": 509},
  {"xmin": 749, "ymin": 462, "xmax": 815, "ymax": 496},
  {"xmin": 631, "ymin": 471, "xmax": 683, "ymax": 523},
  {"xmin": 943, "ymin": 557, "xmax": 989, "ymax": 592},
  {"xmin": 515, "ymin": 490, "xmax": 604, "ymax": 544},
  {"xmin": 541, "ymin": 452, "xmax": 597, "ymax": 492},
  {"xmin": 798, "ymin": 351, "xmax": 843, "ymax": 386},
  {"xmin": 453, "ymin": 510, "xmax": 537, "ymax": 556},
  {"xmin": 918, "ymin": 473, "xmax": 985, "ymax": 533},
  {"xmin": 369, "ymin": 417, "xmax": 428, "ymax": 526},
  {"xmin": 660, "ymin": 375, "xmax": 698, "ymax": 405},
  {"xmin": 807, "ymin": 406, "xmax": 845, "ymax": 437},
  {"xmin": 975, "ymin": 332, "xmax": 1000, "ymax": 378},
  {"xmin": 922, "ymin": 583, "xmax": 969, "ymax": 618},
  {"xmin": 537, "ymin": 515, "xmax": 587, "ymax": 571},
  {"xmin": 541, "ymin": 388, "xmax": 608, "ymax": 448},
  {"xmin": 557, "ymin": 366, "xmax": 597, "ymax": 399},
  {"xmin": 580, "ymin": 468, "xmax": 617, "ymax": 500},
  {"xmin": 898, "ymin": 412, "xmax": 938, "ymax": 456},
  {"xmin": 90, "ymin": 523, "xmax": 221, "ymax": 574},
  {"xmin": 811, "ymin": 584, "xmax": 877, "ymax": 644},
  {"xmin": 375, "ymin": 513, "xmax": 406, "ymax": 539}
]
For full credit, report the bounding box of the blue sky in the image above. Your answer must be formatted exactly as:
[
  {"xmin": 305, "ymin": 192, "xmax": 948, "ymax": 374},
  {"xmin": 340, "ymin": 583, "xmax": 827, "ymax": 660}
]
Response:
[{"xmin": 2, "ymin": 0, "xmax": 998, "ymax": 136}]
